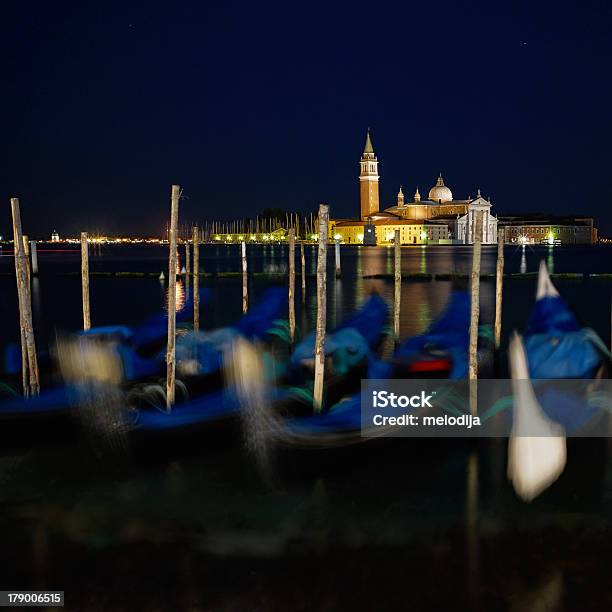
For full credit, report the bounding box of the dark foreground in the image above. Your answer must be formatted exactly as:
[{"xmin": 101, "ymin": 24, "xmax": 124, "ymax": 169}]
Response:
[{"xmin": 1, "ymin": 435, "xmax": 610, "ymax": 611}]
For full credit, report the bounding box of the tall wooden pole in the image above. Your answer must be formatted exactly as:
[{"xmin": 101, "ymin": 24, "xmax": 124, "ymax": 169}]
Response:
[
  {"xmin": 313, "ymin": 204, "xmax": 329, "ymax": 412},
  {"xmin": 300, "ymin": 242, "xmax": 306, "ymax": 303},
  {"xmin": 166, "ymin": 185, "xmax": 180, "ymax": 409},
  {"xmin": 11, "ymin": 198, "xmax": 39, "ymax": 395},
  {"xmin": 193, "ymin": 226, "xmax": 200, "ymax": 332},
  {"xmin": 288, "ymin": 229, "xmax": 296, "ymax": 342},
  {"xmin": 18, "ymin": 237, "xmax": 29, "ymax": 396},
  {"xmin": 394, "ymin": 229, "xmax": 401, "ymax": 340},
  {"xmin": 30, "ymin": 240, "xmax": 38, "ymax": 275},
  {"xmin": 22, "ymin": 236, "xmax": 31, "ymax": 286},
  {"xmin": 494, "ymin": 228, "xmax": 504, "ymax": 348},
  {"xmin": 469, "ymin": 211, "xmax": 483, "ymax": 416},
  {"xmin": 81, "ymin": 232, "xmax": 91, "ymax": 330},
  {"xmin": 242, "ymin": 241, "xmax": 248, "ymax": 314},
  {"xmin": 185, "ymin": 241, "xmax": 191, "ymax": 277},
  {"xmin": 334, "ymin": 238, "xmax": 341, "ymax": 278}
]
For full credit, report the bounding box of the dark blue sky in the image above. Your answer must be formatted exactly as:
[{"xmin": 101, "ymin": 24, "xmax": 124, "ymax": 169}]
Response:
[{"xmin": 2, "ymin": 0, "xmax": 611, "ymax": 237}]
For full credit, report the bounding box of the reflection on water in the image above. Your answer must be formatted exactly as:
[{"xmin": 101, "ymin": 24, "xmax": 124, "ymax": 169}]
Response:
[
  {"xmin": 0, "ymin": 244, "xmax": 610, "ymax": 608},
  {"xmin": 547, "ymin": 246, "xmax": 554, "ymax": 274},
  {"xmin": 466, "ymin": 451, "xmax": 479, "ymax": 605},
  {"xmin": 420, "ymin": 246, "xmax": 427, "ymax": 274},
  {"xmin": 1, "ymin": 243, "xmax": 611, "ymax": 356},
  {"xmin": 165, "ymin": 278, "xmax": 186, "ymax": 313}
]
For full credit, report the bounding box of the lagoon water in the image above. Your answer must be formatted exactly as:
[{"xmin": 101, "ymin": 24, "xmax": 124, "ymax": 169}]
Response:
[
  {"xmin": 1, "ymin": 243, "xmax": 611, "ymax": 350},
  {"xmin": 0, "ymin": 243, "xmax": 611, "ymax": 610}
]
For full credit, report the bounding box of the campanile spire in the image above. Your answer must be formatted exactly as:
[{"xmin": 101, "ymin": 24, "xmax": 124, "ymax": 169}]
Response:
[{"xmin": 359, "ymin": 129, "xmax": 380, "ymax": 219}]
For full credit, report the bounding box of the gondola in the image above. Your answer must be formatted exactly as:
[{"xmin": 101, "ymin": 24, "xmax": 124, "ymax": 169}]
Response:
[
  {"xmin": 127, "ymin": 293, "xmax": 391, "ymax": 448},
  {"xmin": 517, "ymin": 261, "xmax": 609, "ymax": 435},
  {"xmin": 274, "ymin": 289, "xmax": 488, "ymax": 444},
  {"xmin": 0, "ymin": 288, "xmax": 287, "ymax": 443}
]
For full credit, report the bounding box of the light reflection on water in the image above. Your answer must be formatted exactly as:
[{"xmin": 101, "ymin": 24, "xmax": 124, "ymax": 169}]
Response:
[
  {"xmin": 164, "ymin": 278, "xmax": 186, "ymax": 313},
  {"xmin": 0, "ymin": 245, "xmax": 610, "ymax": 608},
  {"xmin": 1, "ymin": 243, "xmax": 611, "ymax": 350}
]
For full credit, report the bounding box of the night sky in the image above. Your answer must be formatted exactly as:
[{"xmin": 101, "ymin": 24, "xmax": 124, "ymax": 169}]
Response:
[{"xmin": 2, "ymin": 1, "xmax": 611, "ymax": 238}]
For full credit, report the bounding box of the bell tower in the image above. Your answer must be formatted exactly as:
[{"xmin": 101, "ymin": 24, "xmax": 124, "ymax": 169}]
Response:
[{"xmin": 359, "ymin": 129, "xmax": 380, "ymax": 220}]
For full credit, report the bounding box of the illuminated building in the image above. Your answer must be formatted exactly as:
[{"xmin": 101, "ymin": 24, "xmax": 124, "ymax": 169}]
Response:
[
  {"xmin": 498, "ymin": 215, "xmax": 597, "ymax": 244},
  {"xmin": 330, "ymin": 130, "xmax": 498, "ymax": 245}
]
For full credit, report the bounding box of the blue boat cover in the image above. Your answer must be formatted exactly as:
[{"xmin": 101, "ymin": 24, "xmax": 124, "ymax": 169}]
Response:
[
  {"xmin": 395, "ymin": 291, "xmax": 470, "ymax": 379},
  {"xmin": 290, "ymin": 294, "xmax": 388, "ymax": 376},
  {"xmin": 80, "ymin": 288, "xmax": 284, "ymax": 380},
  {"xmin": 175, "ymin": 287, "xmax": 287, "ymax": 376},
  {"xmin": 525, "ymin": 286, "xmax": 604, "ymax": 379},
  {"xmin": 284, "ymin": 291, "xmax": 471, "ymax": 435},
  {"xmin": 334, "ymin": 293, "xmax": 389, "ymax": 348},
  {"xmin": 0, "ymin": 386, "xmax": 74, "ymax": 417}
]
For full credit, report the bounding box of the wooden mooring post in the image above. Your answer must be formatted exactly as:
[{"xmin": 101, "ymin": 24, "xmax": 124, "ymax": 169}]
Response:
[
  {"xmin": 166, "ymin": 185, "xmax": 180, "ymax": 409},
  {"xmin": 300, "ymin": 242, "xmax": 306, "ymax": 303},
  {"xmin": 30, "ymin": 240, "xmax": 38, "ymax": 275},
  {"xmin": 81, "ymin": 232, "xmax": 91, "ymax": 330},
  {"xmin": 469, "ymin": 211, "xmax": 483, "ymax": 416},
  {"xmin": 193, "ymin": 226, "xmax": 200, "ymax": 332},
  {"xmin": 494, "ymin": 228, "xmax": 504, "ymax": 348},
  {"xmin": 185, "ymin": 241, "xmax": 191, "ymax": 278},
  {"xmin": 20, "ymin": 236, "xmax": 30, "ymax": 396},
  {"xmin": 394, "ymin": 229, "xmax": 401, "ymax": 340},
  {"xmin": 335, "ymin": 238, "xmax": 341, "ymax": 278},
  {"xmin": 242, "ymin": 241, "xmax": 248, "ymax": 313},
  {"xmin": 10, "ymin": 198, "xmax": 39, "ymax": 396},
  {"xmin": 22, "ymin": 236, "xmax": 32, "ymax": 290},
  {"xmin": 288, "ymin": 229, "xmax": 296, "ymax": 342},
  {"xmin": 313, "ymin": 204, "xmax": 329, "ymax": 412}
]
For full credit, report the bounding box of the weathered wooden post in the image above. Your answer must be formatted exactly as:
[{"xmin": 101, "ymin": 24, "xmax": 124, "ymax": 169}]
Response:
[
  {"xmin": 20, "ymin": 236, "xmax": 30, "ymax": 395},
  {"xmin": 242, "ymin": 240, "xmax": 248, "ymax": 314},
  {"xmin": 335, "ymin": 237, "xmax": 341, "ymax": 278},
  {"xmin": 81, "ymin": 232, "xmax": 91, "ymax": 330},
  {"xmin": 193, "ymin": 226, "xmax": 200, "ymax": 332},
  {"xmin": 22, "ymin": 236, "xmax": 31, "ymax": 285},
  {"xmin": 494, "ymin": 228, "xmax": 504, "ymax": 348},
  {"xmin": 10, "ymin": 198, "xmax": 39, "ymax": 395},
  {"xmin": 30, "ymin": 240, "xmax": 38, "ymax": 275},
  {"xmin": 300, "ymin": 242, "xmax": 306, "ymax": 303},
  {"xmin": 166, "ymin": 185, "xmax": 180, "ymax": 409},
  {"xmin": 288, "ymin": 229, "xmax": 296, "ymax": 342},
  {"xmin": 185, "ymin": 241, "xmax": 191, "ymax": 277},
  {"xmin": 313, "ymin": 204, "xmax": 329, "ymax": 412},
  {"xmin": 469, "ymin": 211, "xmax": 483, "ymax": 416},
  {"xmin": 394, "ymin": 230, "xmax": 402, "ymax": 340}
]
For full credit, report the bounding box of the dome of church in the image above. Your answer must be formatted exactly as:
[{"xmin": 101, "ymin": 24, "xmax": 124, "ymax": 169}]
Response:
[{"xmin": 428, "ymin": 174, "xmax": 453, "ymax": 203}]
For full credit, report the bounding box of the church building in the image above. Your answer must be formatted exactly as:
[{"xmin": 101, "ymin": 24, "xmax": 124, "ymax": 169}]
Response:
[{"xmin": 329, "ymin": 130, "xmax": 498, "ymax": 245}]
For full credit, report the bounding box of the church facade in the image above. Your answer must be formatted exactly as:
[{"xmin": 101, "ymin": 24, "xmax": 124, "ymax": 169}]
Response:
[{"xmin": 329, "ymin": 130, "xmax": 498, "ymax": 245}]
